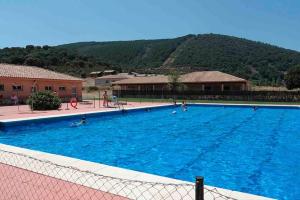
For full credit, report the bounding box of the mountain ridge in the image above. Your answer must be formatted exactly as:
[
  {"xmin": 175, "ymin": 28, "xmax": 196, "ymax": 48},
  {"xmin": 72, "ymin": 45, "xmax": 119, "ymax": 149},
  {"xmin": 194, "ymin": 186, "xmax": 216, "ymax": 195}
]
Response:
[{"xmin": 1, "ymin": 33, "xmax": 300, "ymax": 85}]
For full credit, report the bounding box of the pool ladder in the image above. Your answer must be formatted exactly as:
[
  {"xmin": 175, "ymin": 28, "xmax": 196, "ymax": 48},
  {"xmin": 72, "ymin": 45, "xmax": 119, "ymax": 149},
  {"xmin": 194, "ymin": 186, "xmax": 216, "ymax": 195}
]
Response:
[
  {"xmin": 114, "ymin": 98, "xmax": 125, "ymax": 110},
  {"xmin": 117, "ymin": 103, "xmax": 124, "ymax": 110}
]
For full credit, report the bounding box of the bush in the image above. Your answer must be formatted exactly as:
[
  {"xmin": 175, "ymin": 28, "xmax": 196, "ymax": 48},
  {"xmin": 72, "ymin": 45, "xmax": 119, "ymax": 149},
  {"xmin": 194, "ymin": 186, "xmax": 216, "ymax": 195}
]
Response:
[
  {"xmin": 86, "ymin": 86, "xmax": 99, "ymax": 92},
  {"xmin": 27, "ymin": 91, "xmax": 62, "ymax": 110}
]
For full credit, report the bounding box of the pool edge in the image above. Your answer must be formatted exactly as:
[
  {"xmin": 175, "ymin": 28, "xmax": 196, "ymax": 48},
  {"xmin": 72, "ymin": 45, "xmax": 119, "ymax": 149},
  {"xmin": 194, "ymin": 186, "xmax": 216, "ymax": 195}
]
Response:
[{"xmin": 0, "ymin": 104, "xmax": 173, "ymax": 124}]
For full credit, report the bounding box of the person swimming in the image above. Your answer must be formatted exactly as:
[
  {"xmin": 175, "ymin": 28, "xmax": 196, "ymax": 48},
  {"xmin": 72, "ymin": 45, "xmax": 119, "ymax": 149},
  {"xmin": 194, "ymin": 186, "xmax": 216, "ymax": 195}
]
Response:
[
  {"xmin": 71, "ymin": 116, "xmax": 87, "ymax": 127},
  {"xmin": 253, "ymin": 106, "xmax": 258, "ymax": 111},
  {"xmin": 173, "ymin": 99, "xmax": 177, "ymax": 105},
  {"xmin": 181, "ymin": 101, "xmax": 187, "ymax": 111},
  {"xmin": 80, "ymin": 116, "xmax": 86, "ymax": 124}
]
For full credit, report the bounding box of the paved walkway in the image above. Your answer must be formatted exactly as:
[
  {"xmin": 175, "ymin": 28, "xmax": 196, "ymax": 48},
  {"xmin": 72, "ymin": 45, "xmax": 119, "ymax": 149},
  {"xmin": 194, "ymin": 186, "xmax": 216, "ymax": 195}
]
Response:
[
  {"xmin": 0, "ymin": 163, "xmax": 128, "ymax": 200},
  {"xmin": 0, "ymin": 100, "xmax": 168, "ymax": 121}
]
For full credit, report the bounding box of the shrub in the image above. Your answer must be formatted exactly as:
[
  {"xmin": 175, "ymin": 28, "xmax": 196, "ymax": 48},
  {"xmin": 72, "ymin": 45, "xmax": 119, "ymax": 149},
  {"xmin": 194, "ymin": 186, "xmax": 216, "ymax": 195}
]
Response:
[
  {"xmin": 86, "ymin": 86, "xmax": 99, "ymax": 92},
  {"xmin": 27, "ymin": 91, "xmax": 62, "ymax": 110}
]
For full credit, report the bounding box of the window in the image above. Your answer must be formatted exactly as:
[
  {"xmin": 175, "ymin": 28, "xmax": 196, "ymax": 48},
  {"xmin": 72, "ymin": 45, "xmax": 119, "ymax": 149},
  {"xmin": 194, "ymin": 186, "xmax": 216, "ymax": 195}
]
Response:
[
  {"xmin": 154, "ymin": 85, "xmax": 163, "ymax": 90},
  {"xmin": 0, "ymin": 84, "xmax": 4, "ymax": 91},
  {"xmin": 12, "ymin": 85, "xmax": 23, "ymax": 91},
  {"xmin": 71, "ymin": 87, "xmax": 77, "ymax": 97},
  {"xmin": 45, "ymin": 86, "xmax": 52, "ymax": 91},
  {"xmin": 223, "ymin": 86, "xmax": 231, "ymax": 91},
  {"xmin": 204, "ymin": 86, "xmax": 211, "ymax": 91},
  {"xmin": 232, "ymin": 85, "xmax": 242, "ymax": 91},
  {"xmin": 127, "ymin": 85, "xmax": 137, "ymax": 90},
  {"xmin": 59, "ymin": 86, "xmax": 66, "ymax": 91},
  {"xmin": 31, "ymin": 86, "xmax": 37, "ymax": 93}
]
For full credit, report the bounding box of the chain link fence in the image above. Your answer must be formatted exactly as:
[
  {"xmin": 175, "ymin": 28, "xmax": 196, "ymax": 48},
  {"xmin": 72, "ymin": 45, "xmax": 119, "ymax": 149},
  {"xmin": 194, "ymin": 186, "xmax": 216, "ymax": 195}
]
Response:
[
  {"xmin": 113, "ymin": 89, "xmax": 300, "ymax": 102},
  {"xmin": 0, "ymin": 148, "xmax": 241, "ymax": 200}
]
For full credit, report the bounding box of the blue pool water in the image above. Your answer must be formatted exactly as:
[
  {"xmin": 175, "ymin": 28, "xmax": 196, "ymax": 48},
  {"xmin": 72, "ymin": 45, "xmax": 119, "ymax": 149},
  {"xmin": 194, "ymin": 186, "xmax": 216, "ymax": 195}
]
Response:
[{"xmin": 0, "ymin": 105, "xmax": 299, "ymax": 199}]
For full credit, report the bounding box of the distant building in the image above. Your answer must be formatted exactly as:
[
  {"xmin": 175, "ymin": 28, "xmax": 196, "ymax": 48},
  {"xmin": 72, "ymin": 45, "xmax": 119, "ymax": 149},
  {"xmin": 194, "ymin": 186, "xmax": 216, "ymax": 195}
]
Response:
[
  {"xmin": 95, "ymin": 73, "xmax": 134, "ymax": 86},
  {"xmin": 0, "ymin": 64, "xmax": 83, "ymax": 102},
  {"xmin": 83, "ymin": 77, "xmax": 96, "ymax": 87},
  {"xmin": 103, "ymin": 70, "xmax": 117, "ymax": 75},
  {"xmin": 89, "ymin": 71, "xmax": 102, "ymax": 78},
  {"xmin": 112, "ymin": 71, "xmax": 248, "ymax": 92},
  {"xmin": 89, "ymin": 70, "xmax": 117, "ymax": 78}
]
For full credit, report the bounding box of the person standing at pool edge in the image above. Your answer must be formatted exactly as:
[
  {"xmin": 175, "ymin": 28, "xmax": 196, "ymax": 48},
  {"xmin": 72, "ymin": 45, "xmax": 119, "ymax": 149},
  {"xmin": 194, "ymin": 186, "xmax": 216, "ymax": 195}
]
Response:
[{"xmin": 103, "ymin": 91, "xmax": 109, "ymax": 107}]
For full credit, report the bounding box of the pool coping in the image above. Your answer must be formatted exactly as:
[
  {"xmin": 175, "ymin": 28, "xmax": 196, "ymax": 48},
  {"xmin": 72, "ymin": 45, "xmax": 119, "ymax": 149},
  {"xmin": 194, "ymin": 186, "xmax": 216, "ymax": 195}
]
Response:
[
  {"xmin": 0, "ymin": 104, "xmax": 173, "ymax": 123},
  {"xmin": 190, "ymin": 102, "xmax": 300, "ymax": 108}
]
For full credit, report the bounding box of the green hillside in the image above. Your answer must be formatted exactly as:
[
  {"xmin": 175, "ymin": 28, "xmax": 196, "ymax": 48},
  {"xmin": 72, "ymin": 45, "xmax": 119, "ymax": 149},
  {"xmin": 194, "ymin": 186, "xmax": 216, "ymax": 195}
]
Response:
[
  {"xmin": 169, "ymin": 34, "xmax": 300, "ymax": 85},
  {"xmin": 57, "ymin": 34, "xmax": 300, "ymax": 85},
  {"xmin": 1, "ymin": 34, "xmax": 300, "ymax": 85},
  {"xmin": 57, "ymin": 35, "xmax": 189, "ymax": 68},
  {"xmin": 0, "ymin": 45, "xmax": 111, "ymax": 77}
]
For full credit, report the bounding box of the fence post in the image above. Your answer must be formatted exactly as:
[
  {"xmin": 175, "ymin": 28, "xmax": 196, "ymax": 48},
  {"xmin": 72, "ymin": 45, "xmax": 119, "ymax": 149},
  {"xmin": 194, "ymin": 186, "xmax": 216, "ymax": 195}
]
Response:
[
  {"xmin": 94, "ymin": 97, "xmax": 96, "ymax": 108},
  {"xmin": 195, "ymin": 176, "xmax": 204, "ymax": 200},
  {"xmin": 31, "ymin": 98, "xmax": 33, "ymax": 113},
  {"xmin": 65, "ymin": 97, "xmax": 70, "ymax": 110},
  {"xmin": 98, "ymin": 91, "xmax": 101, "ymax": 108}
]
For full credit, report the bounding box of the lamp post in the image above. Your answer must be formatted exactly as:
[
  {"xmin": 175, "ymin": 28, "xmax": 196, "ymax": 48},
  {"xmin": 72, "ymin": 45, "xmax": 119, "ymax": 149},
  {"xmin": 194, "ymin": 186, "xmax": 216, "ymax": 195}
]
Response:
[
  {"xmin": 12, "ymin": 84, "xmax": 20, "ymax": 112},
  {"xmin": 98, "ymin": 90, "xmax": 101, "ymax": 108},
  {"xmin": 17, "ymin": 90, "xmax": 20, "ymax": 112},
  {"xmin": 31, "ymin": 80, "xmax": 37, "ymax": 113}
]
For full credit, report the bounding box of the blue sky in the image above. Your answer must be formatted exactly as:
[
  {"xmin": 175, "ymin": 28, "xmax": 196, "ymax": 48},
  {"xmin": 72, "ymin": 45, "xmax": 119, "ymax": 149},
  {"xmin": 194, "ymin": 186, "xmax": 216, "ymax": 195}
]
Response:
[{"xmin": 0, "ymin": 0, "xmax": 299, "ymax": 51}]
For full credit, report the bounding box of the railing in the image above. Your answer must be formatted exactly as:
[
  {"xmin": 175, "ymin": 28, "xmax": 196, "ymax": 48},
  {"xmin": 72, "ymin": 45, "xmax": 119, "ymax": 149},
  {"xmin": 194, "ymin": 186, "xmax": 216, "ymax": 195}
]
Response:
[
  {"xmin": 0, "ymin": 96, "xmax": 83, "ymax": 106},
  {"xmin": 0, "ymin": 148, "xmax": 239, "ymax": 200},
  {"xmin": 113, "ymin": 90, "xmax": 300, "ymax": 102}
]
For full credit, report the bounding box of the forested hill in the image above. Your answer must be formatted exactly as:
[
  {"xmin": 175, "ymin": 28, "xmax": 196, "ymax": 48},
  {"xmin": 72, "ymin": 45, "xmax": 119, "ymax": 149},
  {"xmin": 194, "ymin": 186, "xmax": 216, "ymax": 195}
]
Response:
[{"xmin": 1, "ymin": 34, "xmax": 300, "ymax": 85}]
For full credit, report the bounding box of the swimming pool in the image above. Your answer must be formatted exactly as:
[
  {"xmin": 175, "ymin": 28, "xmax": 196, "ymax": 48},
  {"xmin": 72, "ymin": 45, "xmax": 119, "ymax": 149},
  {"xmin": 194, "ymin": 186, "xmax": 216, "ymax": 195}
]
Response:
[{"xmin": 0, "ymin": 104, "xmax": 299, "ymax": 199}]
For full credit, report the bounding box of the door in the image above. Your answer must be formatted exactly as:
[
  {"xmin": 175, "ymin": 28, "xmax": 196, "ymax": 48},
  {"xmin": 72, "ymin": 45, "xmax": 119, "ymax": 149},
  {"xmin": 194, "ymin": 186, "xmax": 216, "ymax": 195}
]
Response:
[{"xmin": 71, "ymin": 87, "xmax": 77, "ymax": 98}]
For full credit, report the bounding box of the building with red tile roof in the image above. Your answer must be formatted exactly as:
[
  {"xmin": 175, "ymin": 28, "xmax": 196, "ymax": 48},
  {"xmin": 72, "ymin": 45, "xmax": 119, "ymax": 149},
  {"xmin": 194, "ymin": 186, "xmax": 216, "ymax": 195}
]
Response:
[
  {"xmin": 112, "ymin": 71, "xmax": 248, "ymax": 92},
  {"xmin": 0, "ymin": 64, "xmax": 83, "ymax": 103}
]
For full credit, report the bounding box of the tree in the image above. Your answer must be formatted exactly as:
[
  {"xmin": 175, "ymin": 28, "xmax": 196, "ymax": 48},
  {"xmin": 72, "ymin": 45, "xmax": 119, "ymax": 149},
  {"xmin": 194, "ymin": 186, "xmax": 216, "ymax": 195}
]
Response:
[
  {"xmin": 24, "ymin": 57, "xmax": 44, "ymax": 67},
  {"xmin": 168, "ymin": 71, "xmax": 181, "ymax": 93},
  {"xmin": 42, "ymin": 45, "xmax": 50, "ymax": 50},
  {"xmin": 8, "ymin": 56, "xmax": 25, "ymax": 64},
  {"xmin": 25, "ymin": 45, "xmax": 35, "ymax": 51},
  {"xmin": 285, "ymin": 65, "xmax": 300, "ymax": 90}
]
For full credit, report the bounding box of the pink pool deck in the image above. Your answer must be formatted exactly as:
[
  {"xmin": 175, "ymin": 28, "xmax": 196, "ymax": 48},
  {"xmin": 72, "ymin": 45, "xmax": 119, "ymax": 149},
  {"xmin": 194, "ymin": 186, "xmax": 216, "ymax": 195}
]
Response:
[
  {"xmin": 0, "ymin": 100, "xmax": 169, "ymax": 121},
  {"xmin": 0, "ymin": 163, "xmax": 128, "ymax": 200}
]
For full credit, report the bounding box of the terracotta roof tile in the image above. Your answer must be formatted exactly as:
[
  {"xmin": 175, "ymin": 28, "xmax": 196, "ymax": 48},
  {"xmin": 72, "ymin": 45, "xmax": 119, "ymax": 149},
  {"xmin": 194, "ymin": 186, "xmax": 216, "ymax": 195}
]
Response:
[
  {"xmin": 113, "ymin": 71, "xmax": 246, "ymax": 85},
  {"xmin": 0, "ymin": 64, "xmax": 82, "ymax": 81},
  {"xmin": 96, "ymin": 74, "xmax": 134, "ymax": 80},
  {"xmin": 181, "ymin": 71, "xmax": 246, "ymax": 83},
  {"xmin": 113, "ymin": 75, "xmax": 169, "ymax": 84}
]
